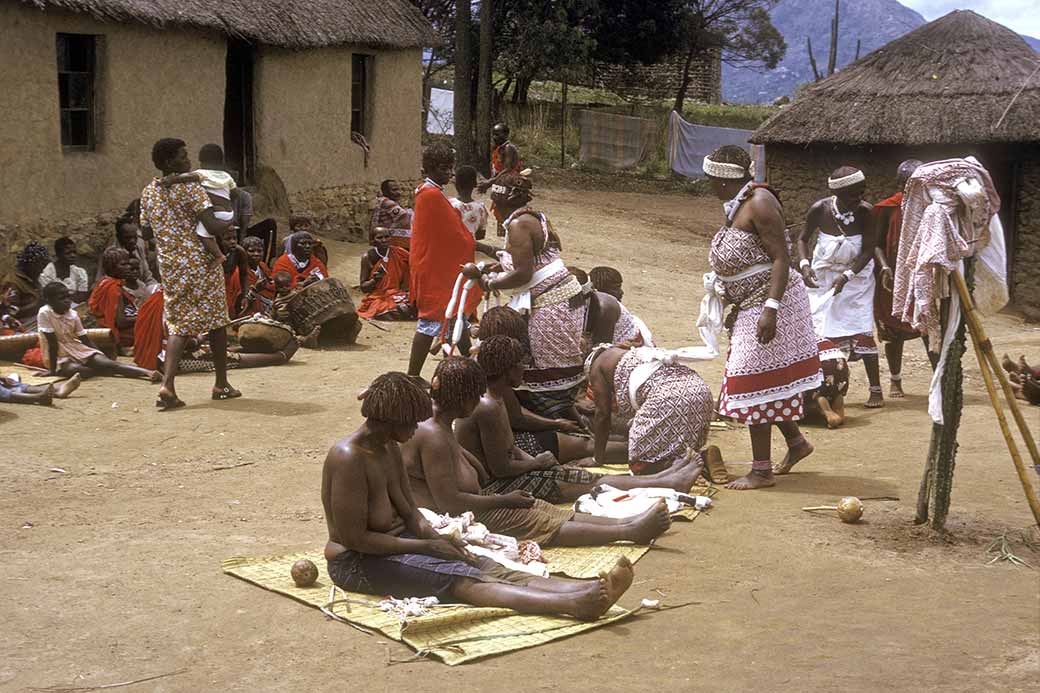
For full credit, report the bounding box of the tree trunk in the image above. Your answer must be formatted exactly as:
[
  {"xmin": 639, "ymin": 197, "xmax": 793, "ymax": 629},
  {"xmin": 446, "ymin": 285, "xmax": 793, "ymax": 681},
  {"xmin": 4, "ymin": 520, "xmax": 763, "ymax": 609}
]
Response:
[
  {"xmin": 475, "ymin": 0, "xmax": 493, "ymax": 175},
  {"xmin": 672, "ymin": 48, "xmax": 696, "ymax": 113},
  {"xmin": 453, "ymin": 0, "xmax": 475, "ymax": 165}
]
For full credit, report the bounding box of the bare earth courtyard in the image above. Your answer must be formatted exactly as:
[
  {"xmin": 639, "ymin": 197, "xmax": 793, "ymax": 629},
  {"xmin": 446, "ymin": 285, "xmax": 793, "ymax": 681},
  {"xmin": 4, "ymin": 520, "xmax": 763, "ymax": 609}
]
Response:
[{"xmin": 2, "ymin": 184, "xmax": 1037, "ymax": 691}]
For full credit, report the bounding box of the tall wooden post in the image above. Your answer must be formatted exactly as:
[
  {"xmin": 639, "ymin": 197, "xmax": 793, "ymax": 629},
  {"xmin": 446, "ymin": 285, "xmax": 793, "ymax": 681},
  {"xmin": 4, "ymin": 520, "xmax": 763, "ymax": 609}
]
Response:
[{"xmin": 560, "ymin": 76, "xmax": 568, "ymax": 167}]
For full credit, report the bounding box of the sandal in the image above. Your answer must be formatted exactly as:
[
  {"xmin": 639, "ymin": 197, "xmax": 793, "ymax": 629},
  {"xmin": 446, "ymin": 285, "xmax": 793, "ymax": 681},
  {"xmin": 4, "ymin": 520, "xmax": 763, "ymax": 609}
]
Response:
[
  {"xmin": 702, "ymin": 445, "xmax": 729, "ymax": 484},
  {"xmin": 211, "ymin": 386, "xmax": 242, "ymax": 401}
]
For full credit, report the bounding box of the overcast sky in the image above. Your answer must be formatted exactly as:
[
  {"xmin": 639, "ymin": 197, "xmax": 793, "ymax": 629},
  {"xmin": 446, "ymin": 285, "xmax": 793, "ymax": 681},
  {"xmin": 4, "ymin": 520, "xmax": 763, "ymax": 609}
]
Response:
[{"xmin": 900, "ymin": 1, "xmax": 1040, "ymax": 37}]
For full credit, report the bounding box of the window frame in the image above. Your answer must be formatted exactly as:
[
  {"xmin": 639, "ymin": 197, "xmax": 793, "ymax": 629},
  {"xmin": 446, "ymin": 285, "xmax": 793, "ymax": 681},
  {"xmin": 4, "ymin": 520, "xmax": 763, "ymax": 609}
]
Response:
[
  {"xmin": 56, "ymin": 32, "xmax": 100, "ymax": 152},
  {"xmin": 351, "ymin": 53, "xmax": 373, "ymax": 138}
]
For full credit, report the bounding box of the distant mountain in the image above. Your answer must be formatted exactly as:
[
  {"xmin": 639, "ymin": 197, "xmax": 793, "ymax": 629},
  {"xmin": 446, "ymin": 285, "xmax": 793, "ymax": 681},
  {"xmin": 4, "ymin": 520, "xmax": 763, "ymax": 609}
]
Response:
[
  {"xmin": 723, "ymin": 0, "xmax": 926, "ymax": 103},
  {"xmin": 1024, "ymin": 35, "xmax": 1040, "ymax": 51}
]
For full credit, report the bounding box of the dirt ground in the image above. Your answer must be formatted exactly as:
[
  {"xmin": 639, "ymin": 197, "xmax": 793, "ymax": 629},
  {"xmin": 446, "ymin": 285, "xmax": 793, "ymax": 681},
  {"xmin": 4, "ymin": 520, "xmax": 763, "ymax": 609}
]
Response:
[{"xmin": 3, "ymin": 184, "xmax": 1038, "ymax": 692}]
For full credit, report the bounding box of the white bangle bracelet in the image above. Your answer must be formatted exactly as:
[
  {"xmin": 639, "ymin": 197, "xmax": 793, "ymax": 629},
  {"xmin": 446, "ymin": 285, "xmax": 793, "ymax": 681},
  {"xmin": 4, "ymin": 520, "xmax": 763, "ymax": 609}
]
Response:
[
  {"xmin": 799, "ymin": 259, "xmax": 811, "ymax": 270},
  {"xmin": 842, "ymin": 269, "xmax": 855, "ymax": 281},
  {"xmin": 764, "ymin": 298, "xmax": 781, "ymax": 311}
]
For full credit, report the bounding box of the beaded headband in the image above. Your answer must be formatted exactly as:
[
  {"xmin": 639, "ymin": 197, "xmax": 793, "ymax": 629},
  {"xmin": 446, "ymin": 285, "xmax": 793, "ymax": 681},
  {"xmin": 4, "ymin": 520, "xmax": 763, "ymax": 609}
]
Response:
[
  {"xmin": 828, "ymin": 170, "xmax": 866, "ymax": 189},
  {"xmin": 703, "ymin": 156, "xmax": 755, "ymax": 179}
]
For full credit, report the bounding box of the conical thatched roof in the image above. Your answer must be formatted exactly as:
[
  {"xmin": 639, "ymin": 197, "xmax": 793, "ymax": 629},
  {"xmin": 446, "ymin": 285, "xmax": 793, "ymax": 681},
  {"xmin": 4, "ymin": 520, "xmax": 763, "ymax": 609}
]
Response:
[
  {"xmin": 752, "ymin": 10, "xmax": 1040, "ymax": 146},
  {"xmin": 19, "ymin": 0, "xmax": 437, "ymax": 49}
]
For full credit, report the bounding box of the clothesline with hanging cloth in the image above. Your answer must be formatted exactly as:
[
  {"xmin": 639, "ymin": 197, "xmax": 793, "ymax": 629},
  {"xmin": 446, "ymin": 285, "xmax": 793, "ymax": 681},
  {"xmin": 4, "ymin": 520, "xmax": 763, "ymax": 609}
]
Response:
[
  {"xmin": 666, "ymin": 110, "xmax": 765, "ymax": 182},
  {"xmin": 578, "ymin": 109, "xmax": 655, "ymax": 169}
]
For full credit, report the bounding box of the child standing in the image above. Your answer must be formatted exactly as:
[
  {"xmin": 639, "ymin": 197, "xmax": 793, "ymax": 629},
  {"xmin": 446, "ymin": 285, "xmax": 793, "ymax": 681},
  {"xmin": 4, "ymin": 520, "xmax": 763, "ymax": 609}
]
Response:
[
  {"xmin": 450, "ymin": 165, "xmax": 488, "ymax": 240},
  {"xmin": 39, "ymin": 282, "xmax": 159, "ymax": 382}
]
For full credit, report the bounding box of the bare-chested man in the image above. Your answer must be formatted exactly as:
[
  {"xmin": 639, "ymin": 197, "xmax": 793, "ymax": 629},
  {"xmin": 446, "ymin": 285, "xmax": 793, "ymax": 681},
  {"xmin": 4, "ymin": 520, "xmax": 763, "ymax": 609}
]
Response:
[
  {"xmin": 322, "ymin": 371, "xmax": 634, "ymax": 620},
  {"xmin": 798, "ymin": 166, "xmax": 884, "ymax": 409},
  {"xmin": 402, "ymin": 357, "xmax": 673, "ymax": 547}
]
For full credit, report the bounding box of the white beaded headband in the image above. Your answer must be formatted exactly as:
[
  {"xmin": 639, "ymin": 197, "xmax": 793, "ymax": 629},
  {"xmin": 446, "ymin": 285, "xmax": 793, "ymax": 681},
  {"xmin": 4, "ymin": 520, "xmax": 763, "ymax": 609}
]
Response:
[
  {"xmin": 828, "ymin": 170, "xmax": 865, "ymax": 189},
  {"xmin": 703, "ymin": 156, "xmax": 754, "ymax": 179}
]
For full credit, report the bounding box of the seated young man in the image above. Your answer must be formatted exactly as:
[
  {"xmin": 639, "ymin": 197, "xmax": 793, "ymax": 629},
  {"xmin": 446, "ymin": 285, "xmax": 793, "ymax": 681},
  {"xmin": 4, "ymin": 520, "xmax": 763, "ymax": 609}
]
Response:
[
  {"xmin": 88, "ymin": 247, "xmax": 139, "ymax": 351},
  {"xmin": 272, "ymin": 231, "xmax": 328, "ymax": 289},
  {"xmin": 586, "ymin": 344, "xmax": 720, "ymax": 477},
  {"xmin": 322, "ymin": 370, "xmax": 635, "ymax": 620},
  {"xmin": 357, "ymin": 228, "xmax": 412, "ymax": 321},
  {"xmin": 241, "ymin": 236, "xmax": 274, "ymax": 316},
  {"xmin": 403, "ymin": 356, "xmax": 674, "ymax": 547},
  {"xmin": 40, "ymin": 282, "xmax": 159, "ymax": 382},
  {"xmin": 38, "ymin": 237, "xmax": 89, "ymax": 307}
]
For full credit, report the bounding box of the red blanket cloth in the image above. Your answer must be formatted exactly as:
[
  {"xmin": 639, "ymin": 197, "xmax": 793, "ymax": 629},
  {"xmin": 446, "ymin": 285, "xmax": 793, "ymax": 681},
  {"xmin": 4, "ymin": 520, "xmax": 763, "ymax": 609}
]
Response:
[
  {"xmin": 134, "ymin": 290, "xmax": 165, "ymax": 371},
  {"xmin": 872, "ymin": 192, "xmax": 919, "ymax": 341},
  {"xmin": 272, "ymin": 254, "xmax": 329, "ymax": 289},
  {"xmin": 410, "ymin": 182, "xmax": 481, "ymax": 320},
  {"xmin": 358, "ymin": 247, "xmax": 410, "ymax": 319},
  {"xmin": 89, "ymin": 277, "xmax": 128, "ymax": 344}
]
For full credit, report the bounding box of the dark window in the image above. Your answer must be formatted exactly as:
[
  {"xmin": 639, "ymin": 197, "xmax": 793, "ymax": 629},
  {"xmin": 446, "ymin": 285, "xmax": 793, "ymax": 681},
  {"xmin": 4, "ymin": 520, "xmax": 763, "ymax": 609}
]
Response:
[
  {"xmin": 56, "ymin": 33, "xmax": 97, "ymax": 150},
  {"xmin": 351, "ymin": 54, "xmax": 372, "ymax": 136}
]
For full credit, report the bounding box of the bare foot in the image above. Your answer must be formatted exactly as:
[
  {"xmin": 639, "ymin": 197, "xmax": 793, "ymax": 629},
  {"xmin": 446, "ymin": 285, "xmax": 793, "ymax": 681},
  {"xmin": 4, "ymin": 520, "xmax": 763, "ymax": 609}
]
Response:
[
  {"xmin": 36, "ymin": 385, "xmax": 55, "ymax": 406},
  {"xmin": 817, "ymin": 396, "xmax": 844, "ymax": 429},
  {"xmin": 889, "ymin": 379, "xmax": 906, "ymax": 398},
  {"xmin": 1001, "ymin": 354, "xmax": 1016, "ymax": 374},
  {"xmin": 725, "ymin": 469, "xmax": 775, "ymax": 490},
  {"xmin": 773, "ymin": 438, "xmax": 815, "ymax": 475},
  {"xmin": 626, "ymin": 500, "xmax": 671, "ymax": 544},
  {"xmin": 865, "ymin": 388, "xmax": 885, "ymax": 408},
  {"xmin": 149, "ymin": 370, "xmax": 163, "ymax": 384},
  {"xmin": 572, "ymin": 557, "xmax": 634, "ymax": 621},
  {"xmin": 661, "ymin": 455, "xmax": 704, "ymax": 492},
  {"xmin": 53, "ymin": 373, "xmax": 82, "ymax": 399},
  {"xmin": 300, "ymin": 327, "xmax": 321, "ymax": 349}
]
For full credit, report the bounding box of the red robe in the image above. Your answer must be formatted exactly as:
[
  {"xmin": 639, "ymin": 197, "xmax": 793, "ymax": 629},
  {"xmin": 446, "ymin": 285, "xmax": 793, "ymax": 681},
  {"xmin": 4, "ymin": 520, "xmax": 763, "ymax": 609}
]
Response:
[
  {"xmin": 89, "ymin": 277, "xmax": 134, "ymax": 345},
  {"xmin": 357, "ymin": 247, "xmax": 410, "ymax": 319},
  {"xmin": 872, "ymin": 192, "xmax": 919, "ymax": 341},
  {"xmin": 272, "ymin": 254, "xmax": 329, "ymax": 289},
  {"xmin": 134, "ymin": 290, "xmax": 165, "ymax": 371},
  {"xmin": 245, "ymin": 262, "xmax": 274, "ymax": 315},
  {"xmin": 410, "ymin": 181, "xmax": 482, "ymax": 321},
  {"xmin": 225, "ymin": 269, "xmax": 243, "ymax": 317}
]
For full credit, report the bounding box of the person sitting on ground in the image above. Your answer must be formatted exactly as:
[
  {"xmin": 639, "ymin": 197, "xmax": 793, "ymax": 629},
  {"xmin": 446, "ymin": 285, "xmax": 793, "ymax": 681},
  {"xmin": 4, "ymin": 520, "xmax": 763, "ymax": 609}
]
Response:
[
  {"xmin": 40, "ymin": 282, "xmax": 159, "ymax": 382},
  {"xmin": 586, "ymin": 344, "xmax": 722, "ymax": 480},
  {"xmin": 38, "ymin": 237, "xmax": 89, "ymax": 307},
  {"xmin": 798, "ymin": 166, "xmax": 884, "ymax": 409},
  {"xmin": 1, "ymin": 287, "xmax": 23, "ymax": 335},
  {"xmin": 217, "ymin": 225, "xmax": 251, "ymax": 318},
  {"xmin": 1, "ymin": 241, "xmax": 50, "ymax": 323},
  {"xmin": 403, "ymin": 357, "xmax": 673, "ymax": 547},
  {"xmin": 241, "ymin": 236, "xmax": 274, "ymax": 316},
  {"xmin": 98, "ymin": 216, "xmax": 159, "ymax": 295},
  {"xmin": 586, "ymin": 266, "xmax": 652, "ymax": 347},
  {"xmin": 589, "ymin": 266, "xmax": 624, "ymax": 302},
  {"xmin": 322, "ymin": 370, "xmax": 635, "ymax": 619},
  {"xmin": 159, "ymin": 143, "xmax": 239, "ymax": 271},
  {"xmin": 272, "ymin": 231, "xmax": 327, "ymax": 289},
  {"xmin": 370, "ymin": 179, "xmax": 414, "ymax": 250},
  {"xmin": 89, "ymin": 247, "xmax": 139, "ymax": 351},
  {"xmin": 0, "ymin": 373, "xmax": 80, "ymax": 406},
  {"xmin": 268, "ymin": 271, "xmax": 321, "ymax": 347},
  {"xmin": 358, "ymin": 228, "xmax": 412, "ymax": 321},
  {"xmin": 458, "ymin": 336, "xmax": 703, "ymax": 500},
  {"xmin": 470, "ymin": 328, "xmax": 624, "ymax": 464},
  {"xmin": 450, "ymin": 165, "xmax": 488, "ymax": 240},
  {"xmin": 230, "ymin": 182, "xmax": 278, "ymax": 266},
  {"xmin": 132, "ymin": 286, "xmax": 299, "ymax": 373}
]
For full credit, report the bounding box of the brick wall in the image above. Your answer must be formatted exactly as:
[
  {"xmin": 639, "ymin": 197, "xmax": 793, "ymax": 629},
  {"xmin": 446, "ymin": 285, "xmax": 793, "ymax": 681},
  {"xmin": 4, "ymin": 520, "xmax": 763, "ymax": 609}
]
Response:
[{"xmin": 578, "ymin": 50, "xmax": 722, "ymax": 104}]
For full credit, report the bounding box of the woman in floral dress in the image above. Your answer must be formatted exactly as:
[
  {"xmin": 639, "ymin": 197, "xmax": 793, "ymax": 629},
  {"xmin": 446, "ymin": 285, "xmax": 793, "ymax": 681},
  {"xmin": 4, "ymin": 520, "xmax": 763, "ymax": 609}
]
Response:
[{"xmin": 140, "ymin": 138, "xmax": 237, "ymax": 409}]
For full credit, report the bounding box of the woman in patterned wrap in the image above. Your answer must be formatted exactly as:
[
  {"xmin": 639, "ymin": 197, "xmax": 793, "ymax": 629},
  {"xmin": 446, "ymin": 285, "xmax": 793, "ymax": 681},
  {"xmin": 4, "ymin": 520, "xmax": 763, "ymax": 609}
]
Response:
[
  {"xmin": 700, "ymin": 145, "xmax": 822, "ymax": 490},
  {"xmin": 140, "ymin": 138, "xmax": 239, "ymax": 410}
]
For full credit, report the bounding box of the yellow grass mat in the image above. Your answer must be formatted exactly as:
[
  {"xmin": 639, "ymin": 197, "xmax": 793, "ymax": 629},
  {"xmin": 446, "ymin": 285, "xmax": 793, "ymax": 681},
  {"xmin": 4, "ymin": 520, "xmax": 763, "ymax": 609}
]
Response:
[
  {"xmin": 223, "ymin": 551, "xmax": 636, "ymax": 665},
  {"xmin": 1, "ymin": 363, "xmax": 64, "ymax": 386}
]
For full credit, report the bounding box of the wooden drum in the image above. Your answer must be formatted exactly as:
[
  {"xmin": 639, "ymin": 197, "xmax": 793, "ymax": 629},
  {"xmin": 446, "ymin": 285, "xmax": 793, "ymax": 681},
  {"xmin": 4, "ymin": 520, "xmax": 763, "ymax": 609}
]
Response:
[{"xmin": 284, "ymin": 278, "xmax": 361, "ymax": 344}]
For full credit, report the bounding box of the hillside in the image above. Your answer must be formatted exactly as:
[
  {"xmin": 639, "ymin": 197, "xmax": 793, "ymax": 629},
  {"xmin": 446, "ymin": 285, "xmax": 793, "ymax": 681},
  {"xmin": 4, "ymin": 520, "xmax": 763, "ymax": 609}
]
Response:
[{"xmin": 723, "ymin": 0, "xmax": 925, "ymax": 103}]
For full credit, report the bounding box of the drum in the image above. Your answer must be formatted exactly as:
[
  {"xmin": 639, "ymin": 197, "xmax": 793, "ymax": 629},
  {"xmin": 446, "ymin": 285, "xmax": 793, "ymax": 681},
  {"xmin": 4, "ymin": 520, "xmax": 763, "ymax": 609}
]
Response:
[
  {"xmin": 238, "ymin": 317, "xmax": 295, "ymax": 354},
  {"xmin": 284, "ymin": 278, "xmax": 361, "ymax": 344},
  {"xmin": 0, "ymin": 328, "xmax": 113, "ymax": 361}
]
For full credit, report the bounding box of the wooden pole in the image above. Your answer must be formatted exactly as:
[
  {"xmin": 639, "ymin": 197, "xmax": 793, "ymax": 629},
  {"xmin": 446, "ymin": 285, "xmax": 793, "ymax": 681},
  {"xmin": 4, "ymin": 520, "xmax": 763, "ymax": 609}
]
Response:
[
  {"xmin": 560, "ymin": 76, "xmax": 568, "ymax": 167},
  {"xmin": 951, "ymin": 269, "xmax": 1040, "ymax": 526}
]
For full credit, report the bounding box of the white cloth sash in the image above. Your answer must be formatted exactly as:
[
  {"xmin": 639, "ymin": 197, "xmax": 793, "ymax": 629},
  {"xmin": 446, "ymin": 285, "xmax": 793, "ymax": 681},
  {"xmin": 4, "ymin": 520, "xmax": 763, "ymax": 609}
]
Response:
[
  {"xmin": 695, "ymin": 262, "xmax": 772, "ymax": 357},
  {"xmin": 625, "ymin": 346, "xmax": 711, "ymax": 409},
  {"xmin": 505, "ymin": 258, "xmax": 567, "ymax": 314}
]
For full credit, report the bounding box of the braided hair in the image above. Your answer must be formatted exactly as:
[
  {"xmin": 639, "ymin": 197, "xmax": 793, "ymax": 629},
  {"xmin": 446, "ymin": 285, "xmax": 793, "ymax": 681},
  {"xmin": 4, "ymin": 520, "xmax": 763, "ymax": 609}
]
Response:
[
  {"xmin": 430, "ymin": 356, "xmax": 486, "ymax": 411},
  {"xmin": 16, "ymin": 241, "xmax": 50, "ymax": 277},
  {"xmin": 477, "ymin": 335, "xmax": 526, "ymax": 380},
  {"xmin": 589, "ymin": 266, "xmax": 623, "ymax": 291},
  {"xmin": 360, "ymin": 372, "xmax": 432, "ymax": 425},
  {"xmin": 478, "ymin": 306, "xmax": 530, "ymax": 356},
  {"xmin": 707, "ymin": 144, "xmax": 752, "ymax": 174}
]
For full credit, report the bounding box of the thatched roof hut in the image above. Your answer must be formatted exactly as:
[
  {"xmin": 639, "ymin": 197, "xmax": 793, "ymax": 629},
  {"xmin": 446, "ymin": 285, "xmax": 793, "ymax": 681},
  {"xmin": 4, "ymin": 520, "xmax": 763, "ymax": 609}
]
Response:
[
  {"xmin": 19, "ymin": 0, "xmax": 438, "ymax": 48},
  {"xmin": 750, "ymin": 10, "xmax": 1040, "ymax": 315}
]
